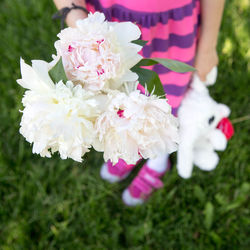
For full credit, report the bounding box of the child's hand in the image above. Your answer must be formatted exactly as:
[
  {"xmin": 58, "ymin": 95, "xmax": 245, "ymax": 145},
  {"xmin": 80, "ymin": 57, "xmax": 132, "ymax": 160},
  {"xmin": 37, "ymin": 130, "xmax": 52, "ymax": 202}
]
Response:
[
  {"xmin": 194, "ymin": 45, "xmax": 218, "ymax": 82},
  {"xmin": 66, "ymin": 9, "xmax": 88, "ymax": 27},
  {"xmin": 53, "ymin": 0, "xmax": 88, "ymax": 28}
]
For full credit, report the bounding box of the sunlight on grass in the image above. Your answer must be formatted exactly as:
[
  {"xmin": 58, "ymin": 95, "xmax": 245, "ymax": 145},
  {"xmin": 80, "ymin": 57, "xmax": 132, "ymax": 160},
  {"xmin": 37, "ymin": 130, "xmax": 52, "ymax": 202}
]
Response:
[
  {"xmin": 238, "ymin": 0, "xmax": 249, "ymax": 11},
  {"xmin": 222, "ymin": 38, "xmax": 233, "ymax": 56}
]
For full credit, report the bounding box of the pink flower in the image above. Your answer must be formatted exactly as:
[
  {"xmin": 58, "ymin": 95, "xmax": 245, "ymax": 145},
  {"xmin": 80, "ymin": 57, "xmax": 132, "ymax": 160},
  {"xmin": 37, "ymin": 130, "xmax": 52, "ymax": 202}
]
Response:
[{"xmin": 54, "ymin": 12, "xmax": 142, "ymax": 91}]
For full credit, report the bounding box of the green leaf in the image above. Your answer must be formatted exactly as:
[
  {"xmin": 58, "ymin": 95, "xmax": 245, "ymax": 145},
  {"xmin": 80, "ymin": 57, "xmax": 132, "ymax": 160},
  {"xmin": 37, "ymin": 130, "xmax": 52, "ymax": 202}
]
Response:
[
  {"xmin": 152, "ymin": 58, "xmax": 196, "ymax": 72},
  {"xmin": 131, "ymin": 66, "xmax": 165, "ymax": 98},
  {"xmin": 135, "ymin": 58, "xmax": 196, "ymax": 73},
  {"xmin": 131, "ymin": 39, "xmax": 148, "ymax": 46},
  {"xmin": 49, "ymin": 57, "xmax": 68, "ymax": 83},
  {"xmin": 204, "ymin": 202, "xmax": 214, "ymax": 230}
]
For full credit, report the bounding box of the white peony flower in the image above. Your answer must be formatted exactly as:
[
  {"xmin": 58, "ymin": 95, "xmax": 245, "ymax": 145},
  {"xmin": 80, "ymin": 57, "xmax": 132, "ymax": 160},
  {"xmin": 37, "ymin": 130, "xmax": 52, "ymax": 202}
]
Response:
[
  {"xmin": 54, "ymin": 12, "xmax": 142, "ymax": 91},
  {"xmin": 17, "ymin": 59, "xmax": 100, "ymax": 162},
  {"xmin": 94, "ymin": 90, "xmax": 179, "ymax": 165}
]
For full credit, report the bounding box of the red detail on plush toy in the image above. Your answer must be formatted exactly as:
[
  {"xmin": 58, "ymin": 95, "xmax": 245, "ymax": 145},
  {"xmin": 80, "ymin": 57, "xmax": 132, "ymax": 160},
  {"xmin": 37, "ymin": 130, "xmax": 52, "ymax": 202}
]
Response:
[{"xmin": 217, "ymin": 118, "xmax": 234, "ymax": 140}]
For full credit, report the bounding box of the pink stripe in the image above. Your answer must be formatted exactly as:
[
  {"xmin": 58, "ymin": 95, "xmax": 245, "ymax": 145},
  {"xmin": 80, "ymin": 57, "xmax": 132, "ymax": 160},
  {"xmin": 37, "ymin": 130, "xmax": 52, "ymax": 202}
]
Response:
[
  {"xmin": 112, "ymin": 16, "xmax": 198, "ymax": 41},
  {"xmin": 160, "ymin": 72, "xmax": 192, "ymax": 86},
  {"xmin": 145, "ymin": 43, "xmax": 196, "ymax": 62},
  {"xmin": 167, "ymin": 94, "xmax": 185, "ymax": 108},
  {"xmin": 137, "ymin": 83, "xmax": 145, "ymax": 94},
  {"xmin": 139, "ymin": 13, "xmax": 198, "ymax": 41},
  {"xmin": 97, "ymin": 0, "xmax": 193, "ymax": 12}
]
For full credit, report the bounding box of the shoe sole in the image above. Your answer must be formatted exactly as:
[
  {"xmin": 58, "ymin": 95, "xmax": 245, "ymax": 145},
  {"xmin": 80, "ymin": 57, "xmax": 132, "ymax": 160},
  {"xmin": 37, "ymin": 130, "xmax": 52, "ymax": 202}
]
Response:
[
  {"xmin": 100, "ymin": 162, "xmax": 131, "ymax": 183},
  {"xmin": 122, "ymin": 189, "xmax": 144, "ymax": 206}
]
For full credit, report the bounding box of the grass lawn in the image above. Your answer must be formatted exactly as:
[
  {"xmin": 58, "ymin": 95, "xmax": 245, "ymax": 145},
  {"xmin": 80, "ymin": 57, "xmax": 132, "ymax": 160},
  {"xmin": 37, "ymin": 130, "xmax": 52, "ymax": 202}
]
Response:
[{"xmin": 0, "ymin": 0, "xmax": 249, "ymax": 249}]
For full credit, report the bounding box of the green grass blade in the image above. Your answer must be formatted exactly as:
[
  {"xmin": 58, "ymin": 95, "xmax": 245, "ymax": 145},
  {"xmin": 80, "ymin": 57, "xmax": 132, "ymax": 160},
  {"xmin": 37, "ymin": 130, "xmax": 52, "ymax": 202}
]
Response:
[{"xmin": 204, "ymin": 202, "xmax": 214, "ymax": 230}]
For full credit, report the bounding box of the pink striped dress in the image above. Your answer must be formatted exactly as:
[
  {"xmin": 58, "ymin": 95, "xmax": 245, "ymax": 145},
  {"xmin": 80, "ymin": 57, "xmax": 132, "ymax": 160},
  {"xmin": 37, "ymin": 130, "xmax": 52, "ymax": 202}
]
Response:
[{"xmin": 85, "ymin": 0, "xmax": 200, "ymax": 115}]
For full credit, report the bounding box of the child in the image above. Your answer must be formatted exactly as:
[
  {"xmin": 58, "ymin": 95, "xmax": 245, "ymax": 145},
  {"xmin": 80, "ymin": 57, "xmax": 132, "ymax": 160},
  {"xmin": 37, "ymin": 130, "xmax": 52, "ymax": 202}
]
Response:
[{"xmin": 53, "ymin": 0, "xmax": 225, "ymax": 206}]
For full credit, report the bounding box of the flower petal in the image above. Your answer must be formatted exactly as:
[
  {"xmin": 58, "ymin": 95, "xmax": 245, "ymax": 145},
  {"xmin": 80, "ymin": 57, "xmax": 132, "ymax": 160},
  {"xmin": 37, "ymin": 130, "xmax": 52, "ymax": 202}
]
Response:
[
  {"xmin": 17, "ymin": 58, "xmax": 54, "ymax": 92},
  {"xmin": 113, "ymin": 22, "xmax": 141, "ymax": 44}
]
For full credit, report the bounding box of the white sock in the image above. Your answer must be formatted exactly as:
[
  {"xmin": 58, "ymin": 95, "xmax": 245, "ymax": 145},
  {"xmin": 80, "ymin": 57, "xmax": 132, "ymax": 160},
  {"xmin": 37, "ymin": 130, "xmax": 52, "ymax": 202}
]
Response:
[{"xmin": 146, "ymin": 154, "xmax": 169, "ymax": 173}]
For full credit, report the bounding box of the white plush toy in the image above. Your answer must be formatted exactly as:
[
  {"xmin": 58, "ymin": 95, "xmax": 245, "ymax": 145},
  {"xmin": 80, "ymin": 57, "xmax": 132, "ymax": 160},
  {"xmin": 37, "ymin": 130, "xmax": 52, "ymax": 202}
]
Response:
[{"xmin": 177, "ymin": 67, "xmax": 234, "ymax": 179}]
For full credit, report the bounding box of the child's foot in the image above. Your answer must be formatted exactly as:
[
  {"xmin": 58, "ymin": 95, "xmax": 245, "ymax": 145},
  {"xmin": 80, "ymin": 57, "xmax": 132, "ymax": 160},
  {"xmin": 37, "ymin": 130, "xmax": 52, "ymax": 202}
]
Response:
[
  {"xmin": 122, "ymin": 155, "xmax": 170, "ymax": 206},
  {"xmin": 100, "ymin": 159, "xmax": 136, "ymax": 183}
]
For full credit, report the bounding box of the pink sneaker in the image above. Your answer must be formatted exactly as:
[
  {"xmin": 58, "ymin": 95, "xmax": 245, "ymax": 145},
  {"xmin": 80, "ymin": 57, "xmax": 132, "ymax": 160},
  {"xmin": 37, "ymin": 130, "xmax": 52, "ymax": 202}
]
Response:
[
  {"xmin": 122, "ymin": 161, "xmax": 171, "ymax": 206},
  {"xmin": 100, "ymin": 159, "xmax": 136, "ymax": 183}
]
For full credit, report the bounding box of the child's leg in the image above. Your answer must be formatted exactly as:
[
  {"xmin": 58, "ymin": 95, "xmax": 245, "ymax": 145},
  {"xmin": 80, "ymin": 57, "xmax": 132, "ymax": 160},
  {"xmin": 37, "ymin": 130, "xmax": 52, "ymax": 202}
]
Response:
[
  {"xmin": 146, "ymin": 154, "xmax": 170, "ymax": 173},
  {"xmin": 122, "ymin": 154, "xmax": 170, "ymax": 206}
]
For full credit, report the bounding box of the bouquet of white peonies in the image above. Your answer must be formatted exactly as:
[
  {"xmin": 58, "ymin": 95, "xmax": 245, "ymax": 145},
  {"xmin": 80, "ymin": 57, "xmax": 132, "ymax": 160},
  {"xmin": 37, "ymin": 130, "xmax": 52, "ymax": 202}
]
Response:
[{"xmin": 17, "ymin": 12, "xmax": 194, "ymax": 165}]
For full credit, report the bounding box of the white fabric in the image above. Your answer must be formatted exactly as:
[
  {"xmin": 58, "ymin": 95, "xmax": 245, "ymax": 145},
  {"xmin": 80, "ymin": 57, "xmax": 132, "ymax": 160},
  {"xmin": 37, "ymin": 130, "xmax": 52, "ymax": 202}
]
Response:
[{"xmin": 147, "ymin": 154, "xmax": 169, "ymax": 173}]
